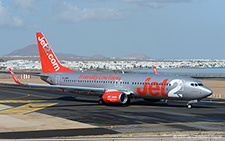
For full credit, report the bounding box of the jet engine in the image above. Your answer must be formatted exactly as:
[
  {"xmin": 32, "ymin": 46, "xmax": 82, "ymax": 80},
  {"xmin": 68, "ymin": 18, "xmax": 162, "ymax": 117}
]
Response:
[{"xmin": 102, "ymin": 91, "xmax": 129, "ymax": 104}]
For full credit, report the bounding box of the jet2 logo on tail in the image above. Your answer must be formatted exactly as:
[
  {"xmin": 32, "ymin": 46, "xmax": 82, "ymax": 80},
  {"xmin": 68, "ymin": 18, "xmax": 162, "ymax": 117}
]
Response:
[{"xmin": 38, "ymin": 36, "xmax": 60, "ymax": 72}]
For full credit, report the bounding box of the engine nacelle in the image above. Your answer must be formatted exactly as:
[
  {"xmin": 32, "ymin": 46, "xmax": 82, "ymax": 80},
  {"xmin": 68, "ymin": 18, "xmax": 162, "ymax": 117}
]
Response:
[{"xmin": 102, "ymin": 91, "xmax": 128, "ymax": 104}]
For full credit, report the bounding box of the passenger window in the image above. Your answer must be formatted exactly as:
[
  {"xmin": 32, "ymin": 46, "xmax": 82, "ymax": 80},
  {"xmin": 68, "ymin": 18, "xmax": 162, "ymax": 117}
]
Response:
[{"xmin": 191, "ymin": 83, "xmax": 194, "ymax": 86}]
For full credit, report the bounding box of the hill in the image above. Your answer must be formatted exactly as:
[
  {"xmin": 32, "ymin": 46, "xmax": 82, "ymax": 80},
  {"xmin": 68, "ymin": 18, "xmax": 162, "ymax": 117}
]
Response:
[
  {"xmin": 5, "ymin": 45, "xmax": 151, "ymax": 60},
  {"xmin": 123, "ymin": 53, "xmax": 151, "ymax": 59},
  {"xmin": 7, "ymin": 44, "xmax": 39, "ymax": 57},
  {"xmin": 5, "ymin": 44, "xmax": 80, "ymax": 59}
]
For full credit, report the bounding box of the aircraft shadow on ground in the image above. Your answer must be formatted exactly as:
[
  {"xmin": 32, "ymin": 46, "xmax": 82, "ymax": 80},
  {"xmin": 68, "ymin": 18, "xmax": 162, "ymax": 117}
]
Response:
[
  {"xmin": 41, "ymin": 96, "xmax": 101, "ymax": 107},
  {"xmin": 1, "ymin": 84, "xmax": 216, "ymax": 109},
  {"xmin": 131, "ymin": 100, "xmax": 214, "ymax": 109},
  {"xmin": 37, "ymin": 95, "xmax": 214, "ymax": 109}
]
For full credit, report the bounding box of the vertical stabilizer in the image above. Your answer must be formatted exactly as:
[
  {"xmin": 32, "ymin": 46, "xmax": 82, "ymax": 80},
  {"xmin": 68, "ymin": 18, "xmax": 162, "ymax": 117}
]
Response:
[{"xmin": 36, "ymin": 32, "xmax": 75, "ymax": 73}]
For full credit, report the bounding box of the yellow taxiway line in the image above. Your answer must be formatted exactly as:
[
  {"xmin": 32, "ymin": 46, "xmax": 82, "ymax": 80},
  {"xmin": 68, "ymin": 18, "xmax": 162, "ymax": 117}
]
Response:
[
  {"xmin": 0, "ymin": 100, "xmax": 45, "ymax": 103},
  {"xmin": 0, "ymin": 103, "xmax": 58, "ymax": 115}
]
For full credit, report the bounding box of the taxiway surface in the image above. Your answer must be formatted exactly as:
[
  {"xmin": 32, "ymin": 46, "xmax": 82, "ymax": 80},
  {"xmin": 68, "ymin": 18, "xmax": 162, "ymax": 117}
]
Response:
[{"xmin": 0, "ymin": 83, "xmax": 225, "ymax": 139}]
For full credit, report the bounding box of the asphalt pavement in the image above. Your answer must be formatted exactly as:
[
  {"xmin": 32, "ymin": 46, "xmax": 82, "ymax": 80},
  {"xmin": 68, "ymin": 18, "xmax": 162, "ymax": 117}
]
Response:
[{"xmin": 0, "ymin": 83, "xmax": 225, "ymax": 139}]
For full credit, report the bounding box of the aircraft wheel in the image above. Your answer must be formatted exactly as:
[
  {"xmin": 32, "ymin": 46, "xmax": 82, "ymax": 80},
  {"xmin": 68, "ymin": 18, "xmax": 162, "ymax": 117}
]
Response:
[
  {"xmin": 187, "ymin": 104, "xmax": 192, "ymax": 109},
  {"xmin": 98, "ymin": 99, "xmax": 105, "ymax": 105}
]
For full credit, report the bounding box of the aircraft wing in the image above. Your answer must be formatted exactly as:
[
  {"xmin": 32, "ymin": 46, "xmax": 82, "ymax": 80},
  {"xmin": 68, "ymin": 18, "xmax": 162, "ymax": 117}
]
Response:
[
  {"xmin": 9, "ymin": 68, "xmax": 105, "ymax": 93},
  {"xmin": 26, "ymin": 83, "xmax": 105, "ymax": 92}
]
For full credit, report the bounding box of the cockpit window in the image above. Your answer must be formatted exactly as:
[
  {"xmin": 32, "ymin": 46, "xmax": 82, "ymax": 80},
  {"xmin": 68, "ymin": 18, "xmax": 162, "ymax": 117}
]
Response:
[
  {"xmin": 198, "ymin": 83, "xmax": 203, "ymax": 86},
  {"xmin": 190, "ymin": 83, "xmax": 204, "ymax": 87}
]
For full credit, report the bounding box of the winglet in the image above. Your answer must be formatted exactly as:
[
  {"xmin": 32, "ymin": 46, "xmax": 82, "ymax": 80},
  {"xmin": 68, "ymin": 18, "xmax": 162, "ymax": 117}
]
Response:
[
  {"xmin": 9, "ymin": 68, "xmax": 23, "ymax": 85},
  {"xmin": 153, "ymin": 66, "xmax": 158, "ymax": 74}
]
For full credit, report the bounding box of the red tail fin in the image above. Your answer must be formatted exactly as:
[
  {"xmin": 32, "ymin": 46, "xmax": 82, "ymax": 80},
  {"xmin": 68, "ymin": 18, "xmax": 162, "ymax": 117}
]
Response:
[
  {"xmin": 153, "ymin": 66, "xmax": 158, "ymax": 74},
  {"xmin": 36, "ymin": 32, "xmax": 75, "ymax": 73}
]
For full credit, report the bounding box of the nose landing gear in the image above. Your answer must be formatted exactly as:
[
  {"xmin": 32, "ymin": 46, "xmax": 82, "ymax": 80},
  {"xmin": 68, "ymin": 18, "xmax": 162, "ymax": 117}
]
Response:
[
  {"xmin": 187, "ymin": 99, "xmax": 199, "ymax": 109},
  {"xmin": 187, "ymin": 104, "xmax": 192, "ymax": 109}
]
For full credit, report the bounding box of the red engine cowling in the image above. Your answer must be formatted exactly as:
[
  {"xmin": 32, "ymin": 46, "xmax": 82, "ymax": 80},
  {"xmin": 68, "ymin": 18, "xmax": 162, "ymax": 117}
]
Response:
[{"xmin": 102, "ymin": 91, "xmax": 128, "ymax": 104}]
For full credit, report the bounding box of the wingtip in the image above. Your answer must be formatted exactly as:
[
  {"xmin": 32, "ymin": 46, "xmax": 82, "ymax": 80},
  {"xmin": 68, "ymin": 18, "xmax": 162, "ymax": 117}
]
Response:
[
  {"xmin": 8, "ymin": 68, "xmax": 23, "ymax": 85},
  {"xmin": 153, "ymin": 66, "xmax": 158, "ymax": 75}
]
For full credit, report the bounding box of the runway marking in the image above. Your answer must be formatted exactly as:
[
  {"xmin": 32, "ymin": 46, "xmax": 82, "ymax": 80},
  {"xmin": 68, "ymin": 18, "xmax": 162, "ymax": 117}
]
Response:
[
  {"xmin": 8, "ymin": 94, "xmax": 32, "ymax": 100},
  {"xmin": 0, "ymin": 100, "xmax": 45, "ymax": 103},
  {"xmin": 217, "ymin": 102, "xmax": 225, "ymax": 103},
  {"xmin": 0, "ymin": 103, "xmax": 58, "ymax": 115},
  {"xmin": 201, "ymin": 100, "xmax": 225, "ymax": 104},
  {"xmin": 101, "ymin": 121, "xmax": 225, "ymax": 128},
  {"xmin": 207, "ymin": 101, "xmax": 225, "ymax": 104}
]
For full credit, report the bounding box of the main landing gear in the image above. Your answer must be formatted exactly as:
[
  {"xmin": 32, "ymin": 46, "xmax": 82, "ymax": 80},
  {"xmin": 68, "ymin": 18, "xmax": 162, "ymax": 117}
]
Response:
[{"xmin": 98, "ymin": 99, "xmax": 105, "ymax": 105}]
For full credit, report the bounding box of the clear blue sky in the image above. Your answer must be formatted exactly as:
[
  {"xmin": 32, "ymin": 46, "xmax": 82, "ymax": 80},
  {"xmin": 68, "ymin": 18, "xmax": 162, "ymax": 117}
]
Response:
[{"xmin": 0, "ymin": 0, "xmax": 224, "ymax": 59}]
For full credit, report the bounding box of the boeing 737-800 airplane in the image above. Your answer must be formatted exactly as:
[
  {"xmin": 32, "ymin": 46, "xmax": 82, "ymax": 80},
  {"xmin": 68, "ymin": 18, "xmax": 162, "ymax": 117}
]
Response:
[{"xmin": 9, "ymin": 32, "xmax": 213, "ymax": 109}]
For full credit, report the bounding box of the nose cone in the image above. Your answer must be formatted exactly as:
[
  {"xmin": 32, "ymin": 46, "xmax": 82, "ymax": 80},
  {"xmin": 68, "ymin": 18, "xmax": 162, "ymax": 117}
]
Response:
[{"xmin": 203, "ymin": 87, "xmax": 213, "ymax": 97}]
